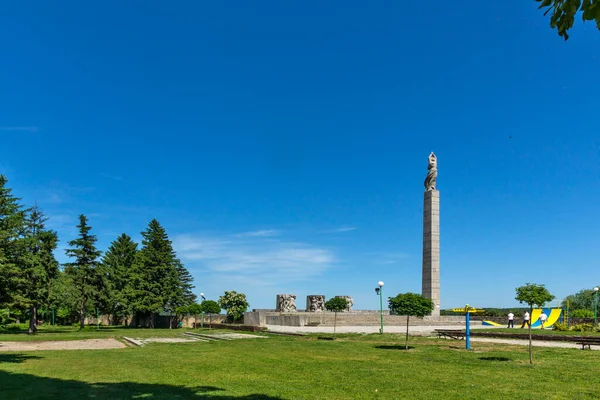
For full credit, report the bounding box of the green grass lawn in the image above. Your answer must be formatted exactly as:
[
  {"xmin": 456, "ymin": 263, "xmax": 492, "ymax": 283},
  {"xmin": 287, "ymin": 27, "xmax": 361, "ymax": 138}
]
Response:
[
  {"xmin": 1, "ymin": 329, "xmax": 599, "ymax": 399},
  {"xmin": 0, "ymin": 325, "xmax": 221, "ymax": 342}
]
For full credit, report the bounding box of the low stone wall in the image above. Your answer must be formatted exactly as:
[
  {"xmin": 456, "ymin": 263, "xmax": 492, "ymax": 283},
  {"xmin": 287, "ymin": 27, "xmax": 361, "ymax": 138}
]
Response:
[
  {"xmin": 244, "ymin": 309, "xmax": 474, "ymax": 327},
  {"xmin": 84, "ymin": 314, "xmax": 227, "ymax": 328}
]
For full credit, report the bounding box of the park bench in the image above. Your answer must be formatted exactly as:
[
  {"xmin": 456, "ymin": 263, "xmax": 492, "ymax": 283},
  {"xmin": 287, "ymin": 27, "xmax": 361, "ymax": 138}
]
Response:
[
  {"xmin": 434, "ymin": 329, "xmax": 466, "ymax": 340},
  {"xmin": 573, "ymin": 336, "xmax": 600, "ymax": 350}
]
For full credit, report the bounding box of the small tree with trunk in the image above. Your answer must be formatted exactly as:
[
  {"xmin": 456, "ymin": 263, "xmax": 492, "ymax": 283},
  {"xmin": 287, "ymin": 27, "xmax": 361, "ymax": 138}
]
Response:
[
  {"xmin": 201, "ymin": 300, "xmax": 221, "ymax": 328},
  {"xmin": 388, "ymin": 293, "xmax": 435, "ymax": 350},
  {"xmin": 324, "ymin": 297, "xmax": 348, "ymax": 338},
  {"xmin": 515, "ymin": 283, "xmax": 555, "ymax": 364},
  {"xmin": 187, "ymin": 303, "xmax": 203, "ymax": 328}
]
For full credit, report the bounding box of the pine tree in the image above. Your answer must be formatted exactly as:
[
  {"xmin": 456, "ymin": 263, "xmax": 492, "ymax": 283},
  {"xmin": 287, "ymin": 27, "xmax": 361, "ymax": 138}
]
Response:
[
  {"xmin": 19, "ymin": 205, "xmax": 60, "ymax": 334},
  {"xmin": 129, "ymin": 219, "xmax": 195, "ymax": 327},
  {"xmin": 0, "ymin": 175, "xmax": 26, "ymax": 308},
  {"xmin": 102, "ymin": 233, "xmax": 138, "ymax": 325},
  {"xmin": 64, "ymin": 214, "xmax": 103, "ymax": 329}
]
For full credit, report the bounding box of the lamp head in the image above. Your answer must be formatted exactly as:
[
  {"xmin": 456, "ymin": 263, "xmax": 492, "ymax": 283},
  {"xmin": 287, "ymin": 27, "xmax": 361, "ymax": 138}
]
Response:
[
  {"xmin": 375, "ymin": 287, "xmax": 380, "ymax": 295},
  {"xmin": 594, "ymin": 287, "xmax": 599, "ymax": 292},
  {"xmin": 378, "ymin": 281, "xmax": 384, "ymax": 288}
]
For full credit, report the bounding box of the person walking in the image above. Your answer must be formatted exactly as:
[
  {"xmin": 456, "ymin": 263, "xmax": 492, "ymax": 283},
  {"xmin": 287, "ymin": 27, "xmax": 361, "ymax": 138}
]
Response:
[
  {"xmin": 540, "ymin": 311, "xmax": 548, "ymax": 329},
  {"xmin": 507, "ymin": 312, "xmax": 514, "ymax": 328},
  {"xmin": 520, "ymin": 311, "xmax": 530, "ymax": 328}
]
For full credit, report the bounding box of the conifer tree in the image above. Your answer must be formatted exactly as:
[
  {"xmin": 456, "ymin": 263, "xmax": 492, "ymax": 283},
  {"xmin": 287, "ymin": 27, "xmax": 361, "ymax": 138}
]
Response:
[
  {"xmin": 102, "ymin": 233, "xmax": 137, "ymax": 325},
  {"xmin": 19, "ymin": 206, "xmax": 59, "ymax": 333},
  {"xmin": 129, "ymin": 219, "xmax": 195, "ymax": 327},
  {"xmin": 0, "ymin": 175, "xmax": 26, "ymax": 308},
  {"xmin": 64, "ymin": 214, "xmax": 103, "ymax": 329}
]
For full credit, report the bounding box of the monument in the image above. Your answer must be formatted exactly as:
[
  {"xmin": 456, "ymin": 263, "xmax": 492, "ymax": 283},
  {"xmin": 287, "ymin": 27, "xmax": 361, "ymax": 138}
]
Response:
[
  {"xmin": 422, "ymin": 152, "xmax": 440, "ymax": 318},
  {"xmin": 276, "ymin": 294, "xmax": 297, "ymax": 312},
  {"xmin": 306, "ymin": 295, "xmax": 325, "ymax": 312}
]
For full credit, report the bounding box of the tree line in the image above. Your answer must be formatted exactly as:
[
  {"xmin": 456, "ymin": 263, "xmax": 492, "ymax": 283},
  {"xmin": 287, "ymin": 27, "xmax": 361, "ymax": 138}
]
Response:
[{"xmin": 0, "ymin": 175, "xmax": 196, "ymax": 333}]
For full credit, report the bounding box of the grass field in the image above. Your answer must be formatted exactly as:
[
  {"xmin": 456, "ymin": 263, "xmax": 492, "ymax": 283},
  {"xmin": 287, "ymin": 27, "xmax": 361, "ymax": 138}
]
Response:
[
  {"xmin": 1, "ymin": 328, "xmax": 599, "ymax": 399},
  {"xmin": 0, "ymin": 326, "xmax": 202, "ymax": 342}
]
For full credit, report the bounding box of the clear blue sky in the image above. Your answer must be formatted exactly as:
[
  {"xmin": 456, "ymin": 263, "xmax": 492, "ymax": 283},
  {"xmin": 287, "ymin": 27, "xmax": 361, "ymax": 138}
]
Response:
[{"xmin": 1, "ymin": 1, "xmax": 599, "ymax": 311}]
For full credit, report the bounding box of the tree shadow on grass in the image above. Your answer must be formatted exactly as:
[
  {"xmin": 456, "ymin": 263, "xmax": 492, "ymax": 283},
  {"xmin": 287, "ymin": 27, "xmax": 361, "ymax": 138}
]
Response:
[
  {"xmin": 0, "ymin": 354, "xmax": 43, "ymax": 363},
  {"xmin": 0, "ymin": 369, "xmax": 285, "ymax": 400},
  {"xmin": 479, "ymin": 356, "xmax": 511, "ymax": 362},
  {"xmin": 375, "ymin": 345, "xmax": 415, "ymax": 350}
]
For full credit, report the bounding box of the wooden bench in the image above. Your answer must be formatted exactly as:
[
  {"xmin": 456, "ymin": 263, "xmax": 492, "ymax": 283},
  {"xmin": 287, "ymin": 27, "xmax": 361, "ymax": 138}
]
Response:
[
  {"xmin": 434, "ymin": 329, "xmax": 466, "ymax": 340},
  {"xmin": 573, "ymin": 336, "xmax": 600, "ymax": 350}
]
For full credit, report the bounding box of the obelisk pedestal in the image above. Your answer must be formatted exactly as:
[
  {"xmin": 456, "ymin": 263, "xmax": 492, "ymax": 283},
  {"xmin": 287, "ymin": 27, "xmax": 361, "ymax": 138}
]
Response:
[{"xmin": 422, "ymin": 189, "xmax": 440, "ymax": 318}]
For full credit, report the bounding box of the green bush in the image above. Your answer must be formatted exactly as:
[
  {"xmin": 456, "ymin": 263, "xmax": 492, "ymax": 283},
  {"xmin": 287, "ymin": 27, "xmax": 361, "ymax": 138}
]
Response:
[
  {"xmin": 2, "ymin": 323, "xmax": 27, "ymax": 332},
  {"xmin": 570, "ymin": 323, "xmax": 596, "ymax": 332},
  {"xmin": 552, "ymin": 322, "xmax": 569, "ymax": 331},
  {"xmin": 570, "ymin": 309, "xmax": 594, "ymax": 319}
]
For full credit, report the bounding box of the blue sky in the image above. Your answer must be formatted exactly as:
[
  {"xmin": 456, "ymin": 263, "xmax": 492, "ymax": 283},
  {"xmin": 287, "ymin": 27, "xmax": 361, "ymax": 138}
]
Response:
[{"xmin": 1, "ymin": 1, "xmax": 599, "ymax": 311}]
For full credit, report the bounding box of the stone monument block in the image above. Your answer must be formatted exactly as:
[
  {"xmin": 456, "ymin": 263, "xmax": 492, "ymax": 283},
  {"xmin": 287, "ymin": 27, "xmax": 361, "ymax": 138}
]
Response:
[
  {"xmin": 306, "ymin": 295, "xmax": 325, "ymax": 312},
  {"xmin": 335, "ymin": 296, "xmax": 354, "ymax": 312},
  {"xmin": 276, "ymin": 294, "xmax": 297, "ymax": 312},
  {"xmin": 422, "ymin": 152, "xmax": 440, "ymax": 318}
]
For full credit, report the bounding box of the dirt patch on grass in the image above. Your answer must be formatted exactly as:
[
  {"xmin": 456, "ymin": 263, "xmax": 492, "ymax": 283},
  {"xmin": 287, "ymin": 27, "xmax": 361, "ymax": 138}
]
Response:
[{"xmin": 0, "ymin": 339, "xmax": 126, "ymax": 352}]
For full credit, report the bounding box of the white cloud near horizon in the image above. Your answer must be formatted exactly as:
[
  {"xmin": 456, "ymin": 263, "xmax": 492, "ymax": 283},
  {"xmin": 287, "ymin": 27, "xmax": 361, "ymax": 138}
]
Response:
[{"xmin": 173, "ymin": 233, "xmax": 334, "ymax": 285}]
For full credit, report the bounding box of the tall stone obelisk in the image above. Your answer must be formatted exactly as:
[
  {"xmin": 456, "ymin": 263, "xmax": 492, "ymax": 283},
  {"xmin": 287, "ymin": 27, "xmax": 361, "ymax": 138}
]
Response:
[{"xmin": 422, "ymin": 152, "xmax": 440, "ymax": 318}]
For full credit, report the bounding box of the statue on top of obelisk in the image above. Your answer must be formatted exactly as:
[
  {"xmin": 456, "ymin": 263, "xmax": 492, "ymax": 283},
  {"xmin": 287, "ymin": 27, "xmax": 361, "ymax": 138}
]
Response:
[{"xmin": 424, "ymin": 152, "xmax": 437, "ymax": 191}]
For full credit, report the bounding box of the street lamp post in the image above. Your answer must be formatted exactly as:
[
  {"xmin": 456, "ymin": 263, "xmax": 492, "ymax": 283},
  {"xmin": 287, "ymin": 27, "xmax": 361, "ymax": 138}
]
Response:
[
  {"xmin": 593, "ymin": 287, "xmax": 599, "ymax": 325},
  {"xmin": 374, "ymin": 281, "xmax": 384, "ymax": 334},
  {"xmin": 200, "ymin": 293, "xmax": 206, "ymax": 329}
]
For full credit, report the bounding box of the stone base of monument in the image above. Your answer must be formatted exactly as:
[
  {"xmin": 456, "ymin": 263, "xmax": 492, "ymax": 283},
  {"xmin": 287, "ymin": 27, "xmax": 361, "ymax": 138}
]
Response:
[{"xmin": 244, "ymin": 309, "xmax": 468, "ymax": 327}]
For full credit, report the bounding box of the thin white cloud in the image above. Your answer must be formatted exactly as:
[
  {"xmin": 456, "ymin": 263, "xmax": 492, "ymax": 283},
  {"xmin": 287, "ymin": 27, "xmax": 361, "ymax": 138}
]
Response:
[
  {"xmin": 173, "ymin": 233, "xmax": 334, "ymax": 285},
  {"xmin": 366, "ymin": 251, "xmax": 410, "ymax": 265},
  {"xmin": 325, "ymin": 227, "xmax": 357, "ymax": 233},
  {"xmin": 0, "ymin": 126, "xmax": 38, "ymax": 133},
  {"xmin": 234, "ymin": 229, "xmax": 281, "ymax": 238},
  {"xmin": 99, "ymin": 173, "xmax": 124, "ymax": 181}
]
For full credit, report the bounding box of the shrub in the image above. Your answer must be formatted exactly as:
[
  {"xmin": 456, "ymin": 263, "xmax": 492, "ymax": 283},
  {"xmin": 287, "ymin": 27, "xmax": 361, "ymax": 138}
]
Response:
[
  {"xmin": 570, "ymin": 309, "xmax": 594, "ymax": 319},
  {"xmin": 3, "ymin": 323, "xmax": 27, "ymax": 332},
  {"xmin": 570, "ymin": 323, "xmax": 596, "ymax": 332},
  {"xmin": 552, "ymin": 322, "xmax": 569, "ymax": 331}
]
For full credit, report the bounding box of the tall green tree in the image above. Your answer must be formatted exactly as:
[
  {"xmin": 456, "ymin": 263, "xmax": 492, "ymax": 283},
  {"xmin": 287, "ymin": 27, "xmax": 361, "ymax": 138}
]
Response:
[
  {"xmin": 562, "ymin": 287, "xmax": 600, "ymax": 311},
  {"xmin": 535, "ymin": 0, "xmax": 600, "ymax": 40},
  {"xmin": 515, "ymin": 283, "xmax": 555, "ymax": 364},
  {"xmin": 49, "ymin": 270, "xmax": 80, "ymax": 325},
  {"xmin": 129, "ymin": 219, "xmax": 195, "ymax": 327},
  {"xmin": 18, "ymin": 206, "xmax": 59, "ymax": 334},
  {"xmin": 0, "ymin": 175, "xmax": 26, "ymax": 308},
  {"xmin": 102, "ymin": 233, "xmax": 138, "ymax": 325},
  {"xmin": 64, "ymin": 214, "xmax": 103, "ymax": 330},
  {"xmin": 388, "ymin": 293, "xmax": 435, "ymax": 350}
]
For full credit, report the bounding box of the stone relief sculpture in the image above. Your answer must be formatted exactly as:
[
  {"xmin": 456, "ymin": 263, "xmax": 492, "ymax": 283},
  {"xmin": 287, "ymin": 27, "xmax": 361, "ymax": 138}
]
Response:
[
  {"xmin": 306, "ymin": 295, "xmax": 325, "ymax": 312},
  {"xmin": 424, "ymin": 152, "xmax": 437, "ymax": 191},
  {"xmin": 276, "ymin": 294, "xmax": 297, "ymax": 312},
  {"xmin": 335, "ymin": 296, "xmax": 354, "ymax": 312}
]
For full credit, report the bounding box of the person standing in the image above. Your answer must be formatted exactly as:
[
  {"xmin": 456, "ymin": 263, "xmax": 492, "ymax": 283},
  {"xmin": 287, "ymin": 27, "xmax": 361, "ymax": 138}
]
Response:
[
  {"xmin": 520, "ymin": 311, "xmax": 530, "ymax": 328},
  {"xmin": 540, "ymin": 311, "xmax": 548, "ymax": 329},
  {"xmin": 507, "ymin": 312, "xmax": 514, "ymax": 328}
]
